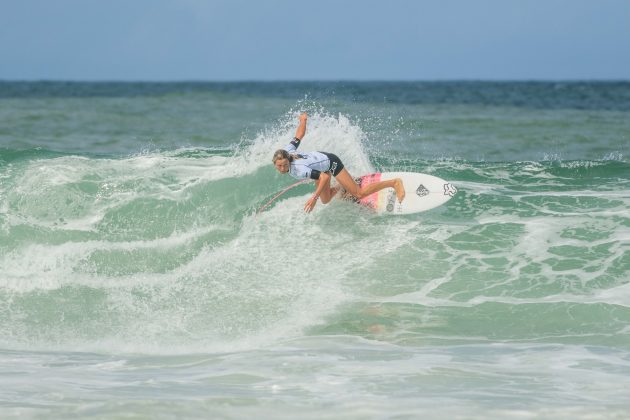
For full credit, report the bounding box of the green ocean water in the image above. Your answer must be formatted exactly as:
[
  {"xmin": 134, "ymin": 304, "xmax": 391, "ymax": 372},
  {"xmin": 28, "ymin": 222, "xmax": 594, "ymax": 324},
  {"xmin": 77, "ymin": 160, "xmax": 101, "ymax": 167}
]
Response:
[{"xmin": 0, "ymin": 82, "xmax": 629, "ymax": 419}]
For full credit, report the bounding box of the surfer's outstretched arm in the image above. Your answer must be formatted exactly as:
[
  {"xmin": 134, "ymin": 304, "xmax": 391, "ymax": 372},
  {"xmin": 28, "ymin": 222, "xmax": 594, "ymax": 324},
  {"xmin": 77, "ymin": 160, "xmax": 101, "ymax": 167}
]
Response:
[
  {"xmin": 295, "ymin": 112, "xmax": 307, "ymax": 141},
  {"xmin": 304, "ymin": 172, "xmax": 335, "ymax": 213}
]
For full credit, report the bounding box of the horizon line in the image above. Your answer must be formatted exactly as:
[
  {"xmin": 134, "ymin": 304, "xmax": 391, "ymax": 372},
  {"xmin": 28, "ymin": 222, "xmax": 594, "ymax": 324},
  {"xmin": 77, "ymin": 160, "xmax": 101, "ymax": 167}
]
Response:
[{"xmin": 1, "ymin": 78, "xmax": 630, "ymax": 84}]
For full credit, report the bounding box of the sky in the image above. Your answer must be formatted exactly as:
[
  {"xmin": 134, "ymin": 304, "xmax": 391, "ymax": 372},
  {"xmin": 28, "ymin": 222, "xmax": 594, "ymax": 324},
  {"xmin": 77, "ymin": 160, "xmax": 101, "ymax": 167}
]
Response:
[{"xmin": 1, "ymin": 0, "xmax": 629, "ymax": 81}]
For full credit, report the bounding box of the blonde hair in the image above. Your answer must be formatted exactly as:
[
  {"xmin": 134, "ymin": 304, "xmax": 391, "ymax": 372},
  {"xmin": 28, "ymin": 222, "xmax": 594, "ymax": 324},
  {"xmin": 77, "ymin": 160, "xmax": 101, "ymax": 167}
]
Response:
[{"xmin": 272, "ymin": 149, "xmax": 299, "ymax": 163}]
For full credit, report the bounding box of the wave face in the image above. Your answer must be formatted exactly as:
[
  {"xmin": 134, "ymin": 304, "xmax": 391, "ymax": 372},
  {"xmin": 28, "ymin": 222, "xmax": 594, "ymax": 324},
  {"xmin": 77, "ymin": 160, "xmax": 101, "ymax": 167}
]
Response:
[{"xmin": 0, "ymin": 82, "xmax": 629, "ymax": 418}]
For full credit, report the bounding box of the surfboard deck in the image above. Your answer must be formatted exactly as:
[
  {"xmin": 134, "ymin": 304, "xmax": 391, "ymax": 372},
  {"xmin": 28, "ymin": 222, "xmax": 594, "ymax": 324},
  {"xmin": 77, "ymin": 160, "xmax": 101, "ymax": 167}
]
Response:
[{"xmin": 349, "ymin": 172, "xmax": 457, "ymax": 215}]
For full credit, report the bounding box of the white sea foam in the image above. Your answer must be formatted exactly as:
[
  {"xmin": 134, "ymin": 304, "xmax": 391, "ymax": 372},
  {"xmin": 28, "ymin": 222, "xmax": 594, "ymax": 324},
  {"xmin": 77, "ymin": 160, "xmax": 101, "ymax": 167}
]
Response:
[{"xmin": 0, "ymin": 111, "xmax": 386, "ymax": 354}]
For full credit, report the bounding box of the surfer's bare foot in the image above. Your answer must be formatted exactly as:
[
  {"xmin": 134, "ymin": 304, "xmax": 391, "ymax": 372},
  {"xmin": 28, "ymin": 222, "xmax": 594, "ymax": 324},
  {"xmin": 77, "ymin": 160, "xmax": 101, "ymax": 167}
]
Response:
[{"xmin": 394, "ymin": 179, "xmax": 405, "ymax": 203}]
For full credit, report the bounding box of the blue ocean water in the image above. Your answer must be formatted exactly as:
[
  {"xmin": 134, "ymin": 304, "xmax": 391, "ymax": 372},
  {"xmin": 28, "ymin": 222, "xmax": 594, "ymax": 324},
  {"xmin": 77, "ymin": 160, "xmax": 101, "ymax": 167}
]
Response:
[{"xmin": 0, "ymin": 81, "xmax": 629, "ymax": 419}]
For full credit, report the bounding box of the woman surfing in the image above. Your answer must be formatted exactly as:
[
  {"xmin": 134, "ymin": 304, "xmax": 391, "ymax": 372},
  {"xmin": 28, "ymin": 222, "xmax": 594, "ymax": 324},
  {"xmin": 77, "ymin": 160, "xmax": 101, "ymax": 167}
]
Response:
[{"xmin": 272, "ymin": 113, "xmax": 405, "ymax": 213}]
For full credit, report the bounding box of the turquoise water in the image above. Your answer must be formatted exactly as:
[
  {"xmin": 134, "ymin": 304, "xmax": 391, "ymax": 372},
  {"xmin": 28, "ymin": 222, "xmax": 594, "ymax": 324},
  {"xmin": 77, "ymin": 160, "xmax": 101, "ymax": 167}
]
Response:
[{"xmin": 1, "ymin": 82, "xmax": 629, "ymax": 419}]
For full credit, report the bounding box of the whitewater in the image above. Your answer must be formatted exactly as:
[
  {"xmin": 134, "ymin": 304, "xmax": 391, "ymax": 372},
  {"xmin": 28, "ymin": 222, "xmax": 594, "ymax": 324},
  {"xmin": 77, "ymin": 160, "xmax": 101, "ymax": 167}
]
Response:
[{"xmin": 0, "ymin": 81, "xmax": 629, "ymax": 419}]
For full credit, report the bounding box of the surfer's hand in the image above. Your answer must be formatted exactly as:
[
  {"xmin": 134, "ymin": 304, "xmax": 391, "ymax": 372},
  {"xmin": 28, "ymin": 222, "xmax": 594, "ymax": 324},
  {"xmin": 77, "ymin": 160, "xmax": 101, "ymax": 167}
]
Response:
[
  {"xmin": 304, "ymin": 195, "xmax": 318, "ymax": 213},
  {"xmin": 299, "ymin": 112, "xmax": 308, "ymax": 122}
]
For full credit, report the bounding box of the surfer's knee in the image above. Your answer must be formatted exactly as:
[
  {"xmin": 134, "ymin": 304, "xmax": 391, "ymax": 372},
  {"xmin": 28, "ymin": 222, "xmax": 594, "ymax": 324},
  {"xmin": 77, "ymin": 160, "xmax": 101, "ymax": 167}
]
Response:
[{"xmin": 354, "ymin": 190, "xmax": 367, "ymax": 199}]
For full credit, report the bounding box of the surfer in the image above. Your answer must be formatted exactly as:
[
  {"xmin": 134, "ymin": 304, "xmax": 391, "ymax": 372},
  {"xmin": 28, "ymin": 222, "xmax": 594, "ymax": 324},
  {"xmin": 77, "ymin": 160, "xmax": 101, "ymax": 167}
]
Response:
[{"xmin": 272, "ymin": 113, "xmax": 405, "ymax": 213}]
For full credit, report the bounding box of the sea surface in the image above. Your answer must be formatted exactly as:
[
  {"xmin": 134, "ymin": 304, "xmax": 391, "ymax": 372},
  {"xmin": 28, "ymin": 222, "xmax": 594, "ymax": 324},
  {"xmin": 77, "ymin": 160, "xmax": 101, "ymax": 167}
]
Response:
[{"xmin": 0, "ymin": 81, "xmax": 629, "ymax": 419}]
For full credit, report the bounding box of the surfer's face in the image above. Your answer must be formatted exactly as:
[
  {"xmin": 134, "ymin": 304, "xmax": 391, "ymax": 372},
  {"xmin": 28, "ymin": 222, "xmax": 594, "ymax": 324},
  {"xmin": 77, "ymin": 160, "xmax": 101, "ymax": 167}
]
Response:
[{"xmin": 274, "ymin": 158, "xmax": 289, "ymax": 174}]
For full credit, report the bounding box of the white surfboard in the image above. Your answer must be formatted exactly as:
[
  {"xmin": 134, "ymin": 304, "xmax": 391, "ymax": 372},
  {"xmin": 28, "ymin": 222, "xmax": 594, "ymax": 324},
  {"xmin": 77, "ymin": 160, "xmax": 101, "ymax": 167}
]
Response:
[{"xmin": 353, "ymin": 172, "xmax": 457, "ymax": 215}]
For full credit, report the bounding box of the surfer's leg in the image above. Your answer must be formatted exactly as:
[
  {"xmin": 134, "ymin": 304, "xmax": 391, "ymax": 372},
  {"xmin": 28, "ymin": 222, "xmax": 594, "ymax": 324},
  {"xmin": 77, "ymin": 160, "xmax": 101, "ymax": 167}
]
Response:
[
  {"xmin": 335, "ymin": 169, "xmax": 406, "ymax": 203},
  {"xmin": 392, "ymin": 179, "xmax": 405, "ymax": 202},
  {"xmin": 323, "ymin": 186, "xmax": 339, "ymax": 204},
  {"xmin": 317, "ymin": 176, "xmax": 338, "ymax": 204}
]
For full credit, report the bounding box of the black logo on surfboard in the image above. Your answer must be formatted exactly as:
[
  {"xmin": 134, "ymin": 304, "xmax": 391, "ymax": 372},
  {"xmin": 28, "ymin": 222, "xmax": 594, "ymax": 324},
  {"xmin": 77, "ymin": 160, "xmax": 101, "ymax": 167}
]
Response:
[
  {"xmin": 386, "ymin": 191, "xmax": 396, "ymax": 212},
  {"xmin": 443, "ymin": 183, "xmax": 457, "ymax": 197},
  {"xmin": 416, "ymin": 184, "xmax": 429, "ymax": 197}
]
